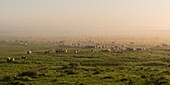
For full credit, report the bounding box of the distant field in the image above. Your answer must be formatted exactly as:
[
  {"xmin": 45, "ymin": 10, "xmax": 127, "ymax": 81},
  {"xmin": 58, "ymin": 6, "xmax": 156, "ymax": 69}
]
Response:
[{"xmin": 0, "ymin": 38, "xmax": 170, "ymax": 85}]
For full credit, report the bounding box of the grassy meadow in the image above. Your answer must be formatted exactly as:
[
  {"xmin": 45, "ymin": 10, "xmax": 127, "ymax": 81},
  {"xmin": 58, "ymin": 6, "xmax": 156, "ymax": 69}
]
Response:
[{"xmin": 0, "ymin": 37, "xmax": 170, "ymax": 85}]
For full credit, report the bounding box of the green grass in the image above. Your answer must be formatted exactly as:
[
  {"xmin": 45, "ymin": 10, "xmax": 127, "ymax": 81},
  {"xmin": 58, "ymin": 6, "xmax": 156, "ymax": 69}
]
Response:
[{"xmin": 0, "ymin": 43, "xmax": 170, "ymax": 85}]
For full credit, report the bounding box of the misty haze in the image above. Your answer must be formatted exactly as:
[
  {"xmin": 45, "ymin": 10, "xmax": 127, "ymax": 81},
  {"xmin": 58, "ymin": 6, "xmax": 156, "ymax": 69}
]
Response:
[{"xmin": 1, "ymin": 0, "xmax": 170, "ymax": 85}]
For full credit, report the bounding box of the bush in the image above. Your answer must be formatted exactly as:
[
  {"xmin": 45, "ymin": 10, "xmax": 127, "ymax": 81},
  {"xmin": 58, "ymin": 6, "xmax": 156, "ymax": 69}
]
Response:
[
  {"xmin": 10, "ymin": 81, "xmax": 25, "ymax": 85},
  {"xmin": 51, "ymin": 79, "xmax": 57, "ymax": 82},
  {"xmin": 120, "ymin": 78, "xmax": 128, "ymax": 82},
  {"xmin": 65, "ymin": 69, "xmax": 80, "ymax": 75},
  {"xmin": 19, "ymin": 71, "xmax": 38, "ymax": 78},
  {"xmin": 2, "ymin": 75, "xmax": 34, "ymax": 82},
  {"xmin": 93, "ymin": 70, "xmax": 101, "ymax": 74},
  {"xmin": 62, "ymin": 63, "xmax": 80, "ymax": 69},
  {"xmin": 69, "ymin": 63, "xmax": 80, "ymax": 67},
  {"xmin": 19, "ymin": 76, "xmax": 33, "ymax": 81},
  {"xmin": 102, "ymin": 76, "xmax": 114, "ymax": 79},
  {"xmin": 93, "ymin": 68, "xmax": 102, "ymax": 74},
  {"xmin": 2, "ymin": 76, "xmax": 14, "ymax": 81},
  {"xmin": 154, "ymin": 76, "xmax": 169, "ymax": 85},
  {"xmin": 141, "ymin": 75, "xmax": 148, "ymax": 79},
  {"xmin": 75, "ymin": 81, "xmax": 84, "ymax": 85},
  {"xmin": 159, "ymin": 71, "xmax": 170, "ymax": 75}
]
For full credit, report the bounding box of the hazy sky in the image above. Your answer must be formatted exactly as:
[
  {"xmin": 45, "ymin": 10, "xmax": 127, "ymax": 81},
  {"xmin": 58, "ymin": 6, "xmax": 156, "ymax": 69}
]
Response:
[{"xmin": 1, "ymin": 0, "xmax": 170, "ymax": 35}]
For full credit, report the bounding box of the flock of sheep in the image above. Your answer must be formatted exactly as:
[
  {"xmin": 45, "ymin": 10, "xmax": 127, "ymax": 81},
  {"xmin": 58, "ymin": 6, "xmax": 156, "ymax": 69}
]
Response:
[
  {"xmin": 6, "ymin": 51, "xmax": 31, "ymax": 62},
  {"xmin": 6, "ymin": 56, "xmax": 28, "ymax": 62},
  {"xmin": 4, "ymin": 38, "xmax": 170, "ymax": 64},
  {"xmin": 6, "ymin": 43, "xmax": 152, "ymax": 63},
  {"xmin": 41, "ymin": 45, "xmax": 151, "ymax": 54}
]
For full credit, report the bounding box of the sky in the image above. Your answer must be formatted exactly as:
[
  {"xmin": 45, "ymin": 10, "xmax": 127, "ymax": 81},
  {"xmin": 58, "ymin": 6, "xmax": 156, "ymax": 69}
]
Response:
[{"xmin": 0, "ymin": 0, "xmax": 170, "ymax": 35}]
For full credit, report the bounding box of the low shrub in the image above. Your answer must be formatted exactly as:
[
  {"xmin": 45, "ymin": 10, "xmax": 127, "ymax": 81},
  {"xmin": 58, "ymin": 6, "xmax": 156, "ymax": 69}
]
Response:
[
  {"xmin": 2, "ymin": 76, "xmax": 14, "ymax": 81},
  {"xmin": 65, "ymin": 69, "xmax": 80, "ymax": 75},
  {"xmin": 18, "ymin": 71, "xmax": 38, "ymax": 78},
  {"xmin": 10, "ymin": 81, "xmax": 25, "ymax": 85},
  {"xmin": 18, "ymin": 76, "xmax": 33, "ymax": 81}
]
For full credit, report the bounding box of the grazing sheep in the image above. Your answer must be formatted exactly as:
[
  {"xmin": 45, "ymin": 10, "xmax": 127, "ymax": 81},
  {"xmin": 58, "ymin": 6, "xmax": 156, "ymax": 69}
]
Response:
[
  {"xmin": 146, "ymin": 48, "xmax": 151, "ymax": 52},
  {"xmin": 102, "ymin": 49, "xmax": 111, "ymax": 53},
  {"xmin": 84, "ymin": 45, "xmax": 96, "ymax": 49},
  {"xmin": 11, "ymin": 58, "xmax": 15, "ymax": 62},
  {"xmin": 63, "ymin": 49, "xmax": 68, "ymax": 53},
  {"xmin": 95, "ymin": 43, "xmax": 101, "ymax": 48},
  {"xmin": 74, "ymin": 50, "xmax": 78, "ymax": 53},
  {"xmin": 6, "ymin": 57, "xmax": 15, "ymax": 62},
  {"xmin": 91, "ymin": 49, "xmax": 95, "ymax": 52},
  {"xmin": 6, "ymin": 57, "xmax": 11, "ymax": 62},
  {"xmin": 56, "ymin": 49, "xmax": 63, "ymax": 53},
  {"xmin": 111, "ymin": 47, "xmax": 117, "ymax": 52},
  {"xmin": 136, "ymin": 48, "xmax": 144, "ymax": 52},
  {"xmin": 117, "ymin": 48, "xmax": 126, "ymax": 53},
  {"xmin": 74, "ymin": 49, "xmax": 79, "ymax": 53},
  {"xmin": 45, "ymin": 50, "xmax": 52, "ymax": 54},
  {"xmin": 102, "ymin": 45, "xmax": 106, "ymax": 48},
  {"xmin": 136, "ymin": 48, "xmax": 151, "ymax": 52},
  {"xmin": 21, "ymin": 56, "xmax": 28, "ymax": 59},
  {"xmin": 126, "ymin": 47, "xmax": 136, "ymax": 52},
  {"xmin": 56, "ymin": 49, "xmax": 68, "ymax": 53},
  {"xmin": 74, "ymin": 44, "xmax": 80, "ymax": 47},
  {"xmin": 27, "ymin": 51, "xmax": 32, "ymax": 55}
]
